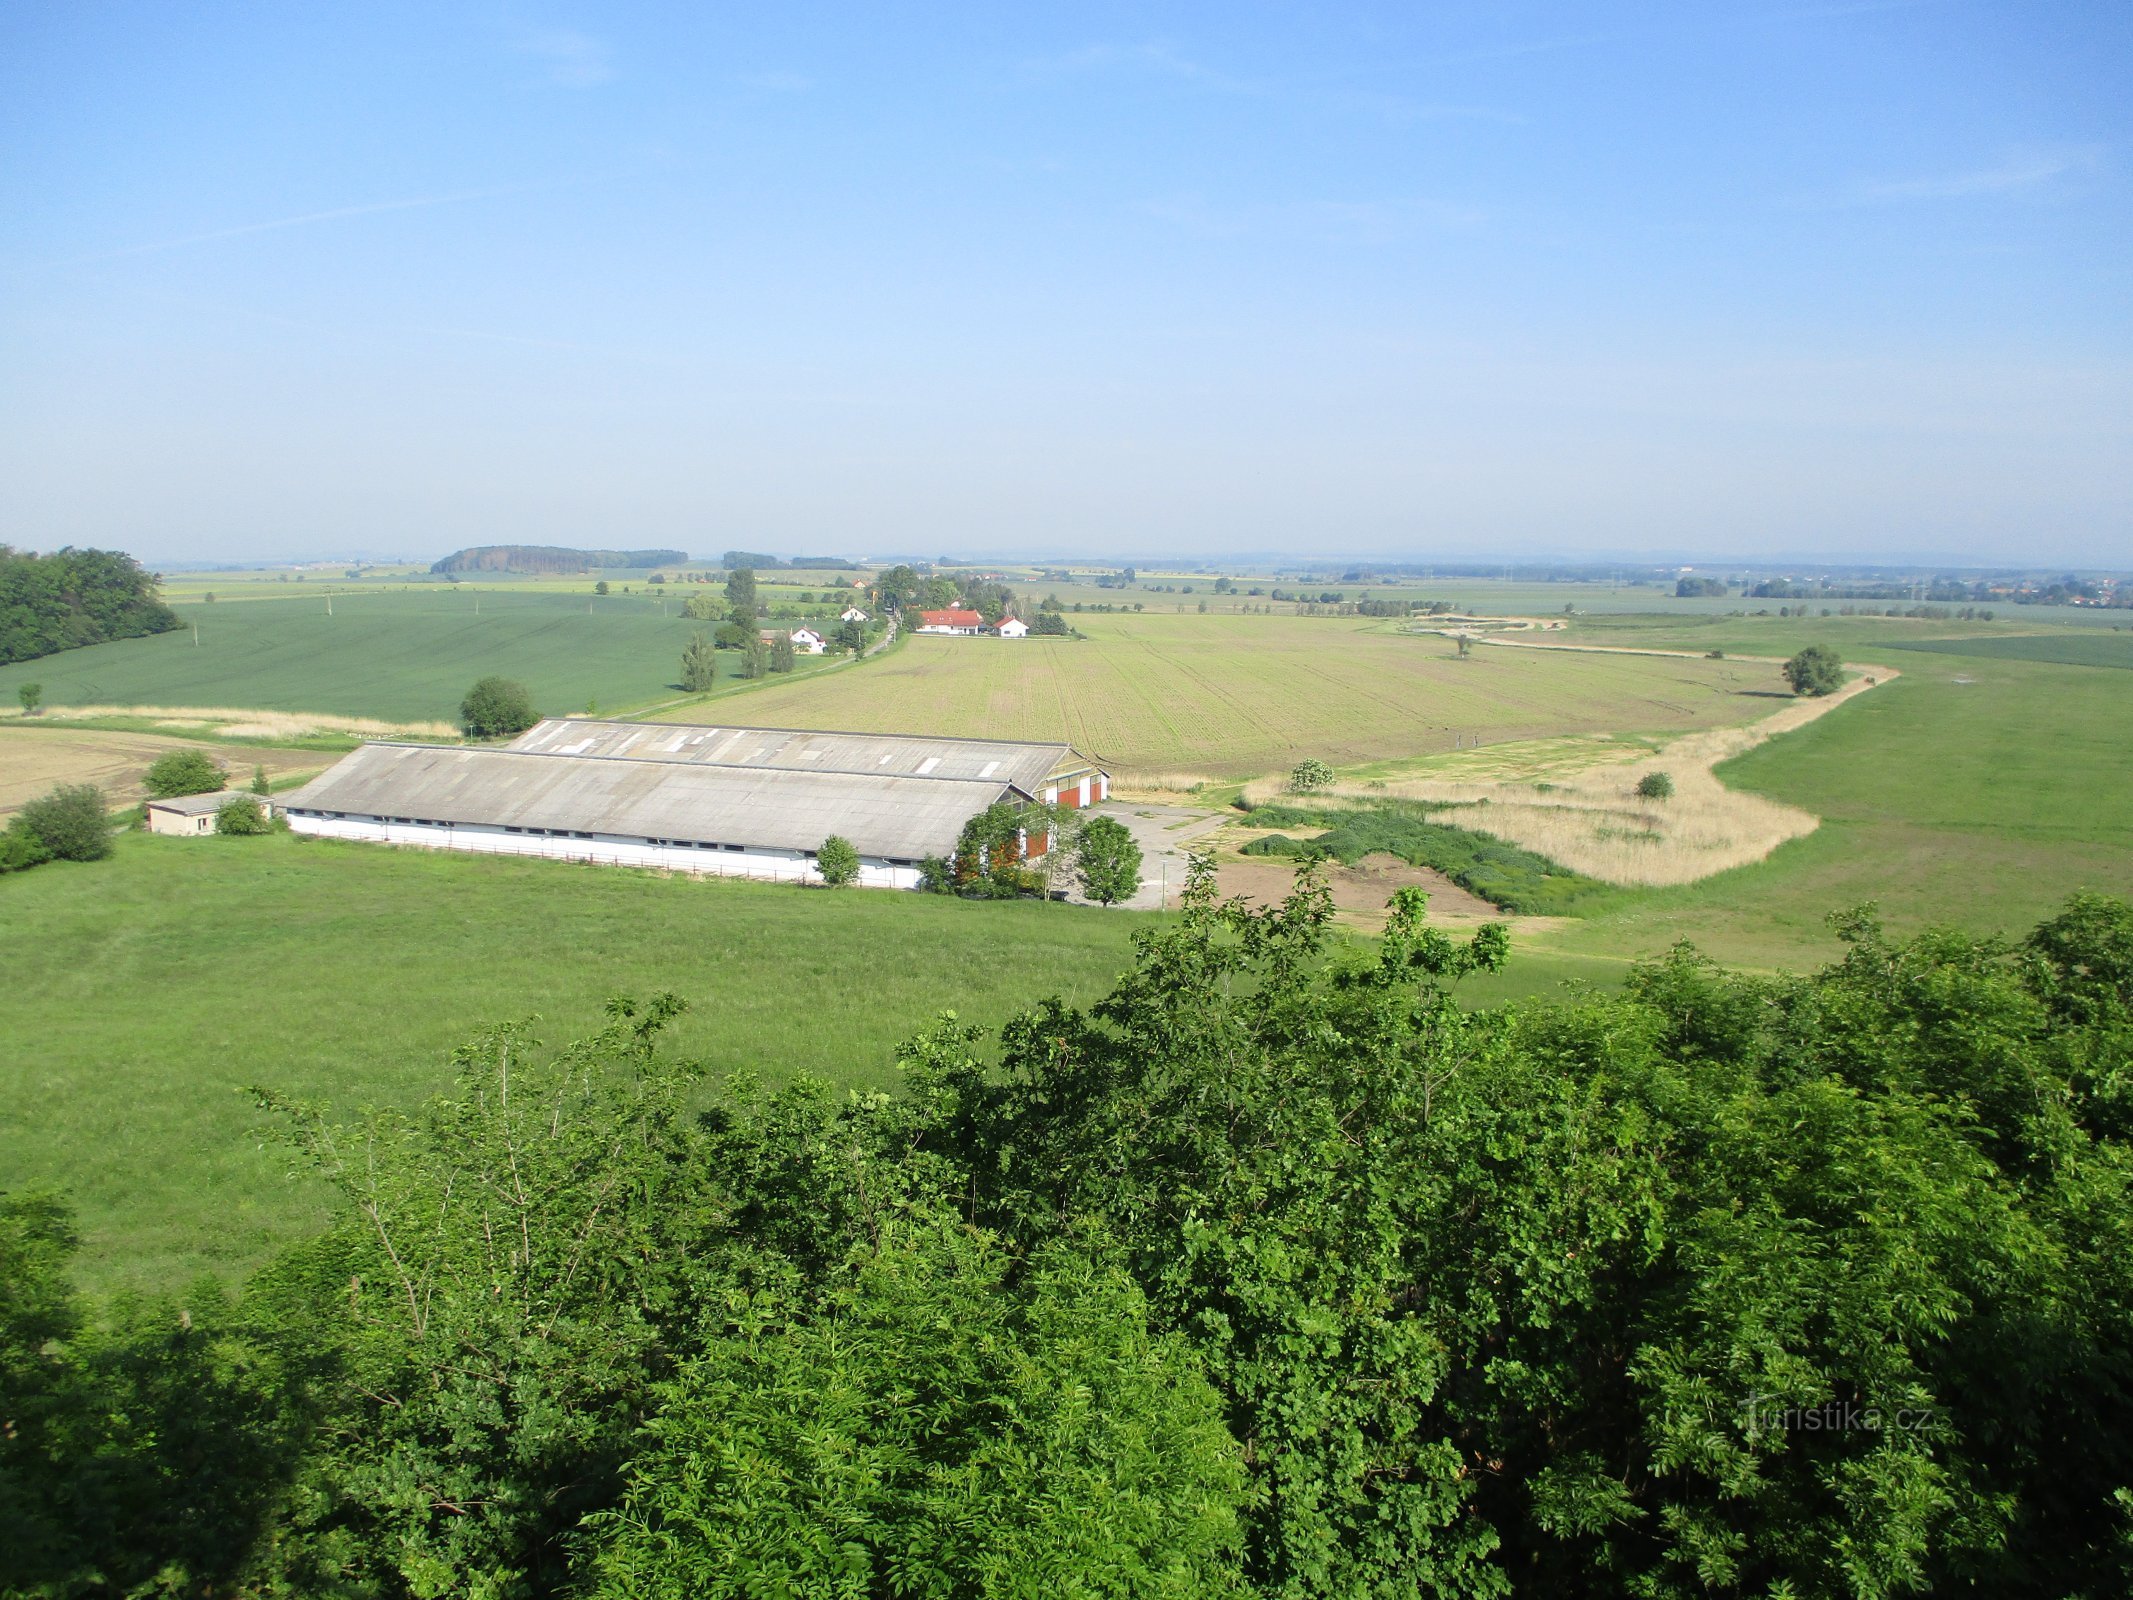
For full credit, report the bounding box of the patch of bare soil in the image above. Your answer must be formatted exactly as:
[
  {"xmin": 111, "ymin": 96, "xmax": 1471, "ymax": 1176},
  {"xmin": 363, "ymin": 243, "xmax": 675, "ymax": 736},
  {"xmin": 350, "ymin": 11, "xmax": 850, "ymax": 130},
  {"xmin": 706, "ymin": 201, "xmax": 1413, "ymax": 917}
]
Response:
[
  {"xmin": 0, "ymin": 727, "xmax": 323, "ymax": 814},
  {"xmin": 1217, "ymin": 852, "xmax": 1501, "ymax": 921}
]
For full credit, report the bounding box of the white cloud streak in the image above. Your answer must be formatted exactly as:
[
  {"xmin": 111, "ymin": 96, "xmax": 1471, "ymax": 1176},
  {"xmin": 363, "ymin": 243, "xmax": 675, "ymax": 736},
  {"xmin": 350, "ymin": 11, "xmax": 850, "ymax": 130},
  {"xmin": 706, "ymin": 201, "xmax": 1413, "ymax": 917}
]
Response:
[
  {"xmin": 40, "ymin": 182, "xmax": 549, "ymax": 269},
  {"xmin": 1855, "ymin": 144, "xmax": 2104, "ymax": 201},
  {"xmin": 515, "ymin": 28, "xmax": 615, "ymax": 87}
]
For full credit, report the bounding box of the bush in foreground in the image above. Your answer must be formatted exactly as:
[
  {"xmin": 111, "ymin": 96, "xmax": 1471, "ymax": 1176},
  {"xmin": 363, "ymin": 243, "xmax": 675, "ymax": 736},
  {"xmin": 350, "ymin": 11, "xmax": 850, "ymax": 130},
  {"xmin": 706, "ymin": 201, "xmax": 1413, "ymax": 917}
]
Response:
[
  {"xmin": 1636, "ymin": 770, "xmax": 1674, "ymax": 799},
  {"xmin": 143, "ymin": 748, "xmax": 226, "ymax": 798},
  {"xmin": 460, "ymin": 675, "xmax": 539, "ymax": 738},
  {"xmin": 9, "ymin": 877, "xmax": 2133, "ymax": 1598}
]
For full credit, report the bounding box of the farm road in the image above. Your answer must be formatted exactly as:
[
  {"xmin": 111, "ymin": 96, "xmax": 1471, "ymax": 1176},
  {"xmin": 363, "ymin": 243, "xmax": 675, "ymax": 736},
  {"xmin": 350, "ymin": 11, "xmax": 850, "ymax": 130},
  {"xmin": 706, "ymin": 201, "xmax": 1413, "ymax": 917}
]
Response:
[{"xmin": 1071, "ymin": 800, "xmax": 1230, "ymax": 910}]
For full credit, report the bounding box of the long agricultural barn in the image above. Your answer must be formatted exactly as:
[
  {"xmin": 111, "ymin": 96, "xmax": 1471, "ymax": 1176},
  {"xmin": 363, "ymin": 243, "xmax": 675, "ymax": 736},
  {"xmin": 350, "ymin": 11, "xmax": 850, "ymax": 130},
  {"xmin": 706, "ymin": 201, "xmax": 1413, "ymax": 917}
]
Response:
[{"xmin": 281, "ymin": 719, "xmax": 1110, "ymax": 889}]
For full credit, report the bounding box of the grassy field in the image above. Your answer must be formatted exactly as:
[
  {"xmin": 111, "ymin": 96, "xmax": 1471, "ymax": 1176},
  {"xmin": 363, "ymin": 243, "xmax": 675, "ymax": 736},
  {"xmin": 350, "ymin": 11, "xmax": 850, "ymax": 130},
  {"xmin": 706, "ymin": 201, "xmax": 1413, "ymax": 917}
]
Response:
[
  {"xmin": 653, "ymin": 612, "xmax": 1782, "ymax": 780},
  {"xmin": 1530, "ymin": 645, "xmax": 2133, "ymax": 971},
  {"xmin": 0, "ymin": 589, "xmax": 855, "ymax": 727},
  {"xmin": 0, "ymin": 831, "xmax": 1592, "ymax": 1293},
  {"xmin": 1873, "ymin": 633, "xmax": 2133, "ymax": 669}
]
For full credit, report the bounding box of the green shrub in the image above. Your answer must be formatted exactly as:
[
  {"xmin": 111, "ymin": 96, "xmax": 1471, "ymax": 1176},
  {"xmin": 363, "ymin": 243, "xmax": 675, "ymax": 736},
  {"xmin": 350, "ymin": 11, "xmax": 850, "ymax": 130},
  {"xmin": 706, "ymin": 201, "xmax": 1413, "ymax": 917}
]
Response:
[
  {"xmin": 1288, "ymin": 759, "xmax": 1334, "ymax": 793},
  {"xmin": 143, "ymin": 749, "xmax": 226, "ymax": 799},
  {"xmin": 19, "ymin": 783, "xmax": 112, "ymax": 862},
  {"xmin": 815, "ymin": 834, "xmax": 860, "ymax": 887},
  {"xmin": 460, "ymin": 675, "xmax": 538, "ymax": 738},
  {"xmin": 1636, "ymin": 771, "xmax": 1674, "ymax": 800},
  {"xmin": 214, "ymin": 797, "xmax": 272, "ymax": 835},
  {"xmin": 1, "ymin": 812, "xmax": 54, "ymax": 871}
]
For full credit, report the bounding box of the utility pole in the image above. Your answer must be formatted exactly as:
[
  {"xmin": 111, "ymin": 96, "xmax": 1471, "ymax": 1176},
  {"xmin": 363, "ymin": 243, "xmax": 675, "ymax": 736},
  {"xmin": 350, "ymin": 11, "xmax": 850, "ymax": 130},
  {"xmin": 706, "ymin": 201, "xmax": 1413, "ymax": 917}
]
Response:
[{"xmin": 193, "ymin": 623, "xmax": 200, "ymax": 646}]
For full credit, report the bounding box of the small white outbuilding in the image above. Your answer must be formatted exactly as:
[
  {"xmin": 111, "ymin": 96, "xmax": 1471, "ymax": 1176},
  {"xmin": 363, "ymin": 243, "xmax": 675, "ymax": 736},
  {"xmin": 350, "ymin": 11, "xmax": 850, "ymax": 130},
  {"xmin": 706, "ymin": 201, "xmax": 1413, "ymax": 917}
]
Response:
[{"xmin": 144, "ymin": 790, "xmax": 272, "ymax": 836}]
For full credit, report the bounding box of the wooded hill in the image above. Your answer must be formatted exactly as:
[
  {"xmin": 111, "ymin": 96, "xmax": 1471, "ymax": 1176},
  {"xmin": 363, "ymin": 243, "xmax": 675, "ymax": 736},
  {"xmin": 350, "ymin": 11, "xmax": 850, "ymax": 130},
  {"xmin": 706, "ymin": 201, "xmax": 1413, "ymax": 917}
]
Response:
[
  {"xmin": 430, "ymin": 545, "xmax": 689, "ymax": 575},
  {"xmin": 0, "ymin": 545, "xmax": 179, "ymax": 665}
]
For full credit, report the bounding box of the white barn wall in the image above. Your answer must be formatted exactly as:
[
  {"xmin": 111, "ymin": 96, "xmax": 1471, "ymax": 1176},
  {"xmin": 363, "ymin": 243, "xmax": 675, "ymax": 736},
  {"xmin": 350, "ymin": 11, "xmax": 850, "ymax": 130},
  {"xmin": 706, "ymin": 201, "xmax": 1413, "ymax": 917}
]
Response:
[{"xmin": 286, "ymin": 814, "xmax": 924, "ymax": 889}]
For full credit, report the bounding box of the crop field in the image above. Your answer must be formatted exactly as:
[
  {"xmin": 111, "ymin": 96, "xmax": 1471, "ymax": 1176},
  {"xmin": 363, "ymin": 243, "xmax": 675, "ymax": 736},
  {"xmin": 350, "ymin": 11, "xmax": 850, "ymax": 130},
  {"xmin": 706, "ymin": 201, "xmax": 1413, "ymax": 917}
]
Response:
[
  {"xmin": 0, "ymin": 588, "xmax": 853, "ymax": 726},
  {"xmin": 0, "ymin": 831, "xmax": 1592, "ymax": 1293},
  {"xmin": 0, "ymin": 727, "xmax": 325, "ymax": 814},
  {"xmin": 652, "ymin": 612, "xmax": 1782, "ymax": 780},
  {"xmin": 1873, "ymin": 632, "xmax": 2133, "ymax": 669}
]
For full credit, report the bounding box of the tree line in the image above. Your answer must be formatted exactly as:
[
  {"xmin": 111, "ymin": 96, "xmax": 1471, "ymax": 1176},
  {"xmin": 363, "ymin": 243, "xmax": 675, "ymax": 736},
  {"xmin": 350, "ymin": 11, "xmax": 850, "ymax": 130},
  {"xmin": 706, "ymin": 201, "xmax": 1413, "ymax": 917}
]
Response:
[
  {"xmin": 0, "ymin": 546, "xmax": 179, "ymax": 666},
  {"xmin": 5, "ymin": 874, "xmax": 2130, "ymax": 1597}
]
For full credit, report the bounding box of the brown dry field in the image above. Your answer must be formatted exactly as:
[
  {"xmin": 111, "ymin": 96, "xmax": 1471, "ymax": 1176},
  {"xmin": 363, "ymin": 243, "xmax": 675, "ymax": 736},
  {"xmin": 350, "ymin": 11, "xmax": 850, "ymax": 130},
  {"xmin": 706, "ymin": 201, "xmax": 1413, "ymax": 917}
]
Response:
[
  {"xmin": 1215, "ymin": 851, "xmax": 1502, "ymax": 924},
  {"xmin": 653, "ymin": 614, "xmax": 1781, "ymax": 780},
  {"xmin": 0, "ymin": 727, "xmax": 324, "ymax": 814}
]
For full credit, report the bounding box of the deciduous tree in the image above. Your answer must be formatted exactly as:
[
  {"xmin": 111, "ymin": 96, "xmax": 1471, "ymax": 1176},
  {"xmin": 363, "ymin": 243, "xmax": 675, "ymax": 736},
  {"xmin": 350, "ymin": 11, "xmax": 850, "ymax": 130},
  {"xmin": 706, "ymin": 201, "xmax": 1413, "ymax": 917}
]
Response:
[
  {"xmin": 143, "ymin": 748, "xmax": 225, "ymax": 798},
  {"xmin": 815, "ymin": 834, "xmax": 860, "ymax": 886},
  {"xmin": 460, "ymin": 676, "xmax": 538, "ymax": 738},
  {"xmin": 680, "ymin": 631, "xmax": 718, "ymax": 692},
  {"xmin": 1784, "ymin": 643, "xmax": 1845, "ymax": 696},
  {"xmin": 1074, "ymin": 814, "xmax": 1142, "ymax": 906}
]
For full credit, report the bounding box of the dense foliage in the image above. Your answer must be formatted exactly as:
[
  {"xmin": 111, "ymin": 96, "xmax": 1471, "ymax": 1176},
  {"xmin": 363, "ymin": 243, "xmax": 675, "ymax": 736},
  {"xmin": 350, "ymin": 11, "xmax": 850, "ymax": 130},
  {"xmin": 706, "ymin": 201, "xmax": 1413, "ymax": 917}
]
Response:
[
  {"xmin": 1636, "ymin": 770, "xmax": 1675, "ymax": 799},
  {"xmin": 815, "ymin": 833, "xmax": 860, "ymax": 886},
  {"xmin": 1784, "ymin": 644, "xmax": 1846, "ymax": 697},
  {"xmin": 12, "ymin": 783, "xmax": 112, "ymax": 866},
  {"xmin": 1241, "ymin": 801, "xmax": 1608, "ymax": 914},
  {"xmin": 143, "ymin": 748, "xmax": 227, "ymax": 798},
  {"xmin": 679, "ymin": 630, "xmax": 717, "ymax": 691},
  {"xmin": 214, "ymin": 796, "xmax": 273, "ymax": 835},
  {"xmin": 919, "ymin": 802, "xmax": 1048, "ymax": 898},
  {"xmin": 1074, "ymin": 813, "xmax": 1143, "ymax": 905},
  {"xmin": 6, "ymin": 876, "xmax": 2132, "ymax": 1598},
  {"xmin": 460, "ymin": 676, "xmax": 539, "ymax": 738},
  {"xmin": 430, "ymin": 546, "xmax": 687, "ymax": 575},
  {"xmin": 0, "ymin": 545, "xmax": 179, "ymax": 665}
]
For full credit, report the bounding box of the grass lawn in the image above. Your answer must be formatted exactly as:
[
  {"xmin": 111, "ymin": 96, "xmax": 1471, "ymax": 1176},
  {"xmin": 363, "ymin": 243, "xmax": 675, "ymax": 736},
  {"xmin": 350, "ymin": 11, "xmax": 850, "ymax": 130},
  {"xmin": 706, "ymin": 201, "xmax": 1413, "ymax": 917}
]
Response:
[
  {"xmin": 653, "ymin": 612, "xmax": 1778, "ymax": 780},
  {"xmin": 0, "ymin": 832, "xmax": 1157, "ymax": 1293},
  {"xmin": 1, "ymin": 828, "xmax": 1610, "ymax": 1295},
  {"xmin": 0, "ymin": 589, "xmax": 851, "ymax": 727}
]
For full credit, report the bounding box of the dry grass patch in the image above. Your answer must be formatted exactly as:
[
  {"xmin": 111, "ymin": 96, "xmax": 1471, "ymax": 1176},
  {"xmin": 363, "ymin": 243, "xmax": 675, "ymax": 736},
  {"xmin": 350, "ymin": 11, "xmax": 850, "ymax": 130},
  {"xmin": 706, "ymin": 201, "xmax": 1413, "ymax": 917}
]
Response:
[
  {"xmin": 4, "ymin": 704, "xmax": 458, "ymax": 742},
  {"xmin": 0, "ymin": 727, "xmax": 326, "ymax": 814},
  {"xmin": 1245, "ymin": 664, "xmax": 1898, "ymax": 888}
]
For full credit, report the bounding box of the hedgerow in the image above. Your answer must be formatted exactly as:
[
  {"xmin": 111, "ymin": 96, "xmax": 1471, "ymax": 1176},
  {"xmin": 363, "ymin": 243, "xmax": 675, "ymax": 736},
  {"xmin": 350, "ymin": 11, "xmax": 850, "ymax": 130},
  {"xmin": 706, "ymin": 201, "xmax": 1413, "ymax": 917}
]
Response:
[{"xmin": 1240, "ymin": 801, "xmax": 1608, "ymax": 915}]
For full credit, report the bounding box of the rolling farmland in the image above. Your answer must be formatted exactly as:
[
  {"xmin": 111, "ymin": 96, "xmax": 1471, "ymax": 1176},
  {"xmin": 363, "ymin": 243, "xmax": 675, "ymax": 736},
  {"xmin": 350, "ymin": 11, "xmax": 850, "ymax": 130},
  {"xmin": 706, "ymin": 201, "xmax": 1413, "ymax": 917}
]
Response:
[
  {"xmin": 653, "ymin": 612, "xmax": 1783, "ymax": 779},
  {"xmin": 0, "ymin": 589, "xmax": 778, "ymax": 726}
]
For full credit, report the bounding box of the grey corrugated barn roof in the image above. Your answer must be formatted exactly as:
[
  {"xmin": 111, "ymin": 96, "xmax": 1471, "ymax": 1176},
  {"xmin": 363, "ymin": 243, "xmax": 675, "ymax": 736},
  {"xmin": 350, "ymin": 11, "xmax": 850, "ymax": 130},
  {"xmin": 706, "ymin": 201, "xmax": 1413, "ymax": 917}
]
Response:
[
  {"xmin": 509, "ymin": 718, "xmax": 1095, "ymax": 793},
  {"xmin": 283, "ymin": 744, "xmax": 1027, "ymax": 860},
  {"xmin": 146, "ymin": 789, "xmax": 260, "ymax": 816}
]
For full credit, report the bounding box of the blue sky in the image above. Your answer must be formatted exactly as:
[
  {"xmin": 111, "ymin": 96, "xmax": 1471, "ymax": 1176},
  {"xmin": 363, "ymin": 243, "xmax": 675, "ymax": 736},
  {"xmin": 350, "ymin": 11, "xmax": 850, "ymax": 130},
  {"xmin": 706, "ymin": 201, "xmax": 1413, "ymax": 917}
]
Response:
[{"xmin": 2, "ymin": 2, "xmax": 2126, "ymax": 566}]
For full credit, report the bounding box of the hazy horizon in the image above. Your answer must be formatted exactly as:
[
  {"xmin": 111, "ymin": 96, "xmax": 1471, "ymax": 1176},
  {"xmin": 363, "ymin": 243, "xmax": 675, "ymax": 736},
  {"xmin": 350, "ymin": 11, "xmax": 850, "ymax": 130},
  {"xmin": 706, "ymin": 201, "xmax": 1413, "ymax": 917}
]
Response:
[{"xmin": 5, "ymin": 2, "xmax": 2128, "ymax": 568}]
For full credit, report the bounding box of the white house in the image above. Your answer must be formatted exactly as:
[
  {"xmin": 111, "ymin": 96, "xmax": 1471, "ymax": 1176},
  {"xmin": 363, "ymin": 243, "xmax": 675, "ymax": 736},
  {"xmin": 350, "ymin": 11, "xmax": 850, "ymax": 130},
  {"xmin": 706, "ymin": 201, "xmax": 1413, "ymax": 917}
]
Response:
[
  {"xmin": 789, "ymin": 627, "xmax": 827, "ymax": 654},
  {"xmin": 840, "ymin": 606, "xmax": 868, "ymax": 623},
  {"xmin": 144, "ymin": 790, "xmax": 274, "ymax": 835},
  {"xmin": 996, "ymin": 617, "xmax": 1029, "ymax": 639}
]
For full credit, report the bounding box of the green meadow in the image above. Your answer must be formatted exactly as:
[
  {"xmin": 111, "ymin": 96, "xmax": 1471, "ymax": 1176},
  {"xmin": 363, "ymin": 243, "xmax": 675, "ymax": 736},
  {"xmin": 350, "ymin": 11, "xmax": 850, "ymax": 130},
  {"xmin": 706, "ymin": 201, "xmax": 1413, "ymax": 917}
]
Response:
[
  {"xmin": 0, "ymin": 829, "xmax": 1617, "ymax": 1294},
  {"xmin": 0, "ymin": 588, "xmax": 856, "ymax": 726},
  {"xmin": 1535, "ymin": 639, "xmax": 2133, "ymax": 972}
]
